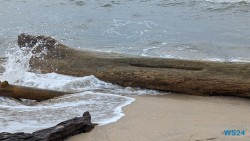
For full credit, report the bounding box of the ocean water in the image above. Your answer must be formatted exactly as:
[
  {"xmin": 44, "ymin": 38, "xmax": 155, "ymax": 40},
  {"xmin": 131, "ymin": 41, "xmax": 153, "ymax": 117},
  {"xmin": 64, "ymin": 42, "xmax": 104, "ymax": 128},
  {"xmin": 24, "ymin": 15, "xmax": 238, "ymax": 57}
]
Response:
[
  {"xmin": 0, "ymin": 0, "xmax": 250, "ymax": 61},
  {"xmin": 0, "ymin": 0, "xmax": 250, "ymax": 133},
  {"xmin": 0, "ymin": 46, "xmax": 159, "ymax": 133}
]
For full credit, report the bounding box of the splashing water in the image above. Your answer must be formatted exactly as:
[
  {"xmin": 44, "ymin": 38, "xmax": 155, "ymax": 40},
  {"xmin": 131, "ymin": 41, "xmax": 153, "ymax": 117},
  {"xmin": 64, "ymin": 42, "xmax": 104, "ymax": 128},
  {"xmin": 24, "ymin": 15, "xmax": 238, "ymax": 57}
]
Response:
[
  {"xmin": 0, "ymin": 45, "xmax": 160, "ymax": 133},
  {"xmin": 0, "ymin": 46, "xmax": 33, "ymax": 84}
]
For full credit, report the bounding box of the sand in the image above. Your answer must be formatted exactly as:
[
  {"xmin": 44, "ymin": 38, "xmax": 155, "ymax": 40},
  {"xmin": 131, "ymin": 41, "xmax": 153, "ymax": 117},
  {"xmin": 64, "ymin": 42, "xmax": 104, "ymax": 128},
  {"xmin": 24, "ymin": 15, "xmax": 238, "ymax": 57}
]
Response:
[{"xmin": 67, "ymin": 94, "xmax": 250, "ymax": 141}]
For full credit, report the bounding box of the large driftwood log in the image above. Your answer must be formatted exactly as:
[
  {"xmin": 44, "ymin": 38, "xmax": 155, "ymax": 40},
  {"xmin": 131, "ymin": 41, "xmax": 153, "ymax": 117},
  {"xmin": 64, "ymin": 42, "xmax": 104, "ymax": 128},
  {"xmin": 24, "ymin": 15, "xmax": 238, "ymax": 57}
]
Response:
[
  {"xmin": 18, "ymin": 34, "xmax": 250, "ymax": 98},
  {"xmin": 0, "ymin": 81, "xmax": 70, "ymax": 101},
  {"xmin": 0, "ymin": 111, "xmax": 95, "ymax": 141}
]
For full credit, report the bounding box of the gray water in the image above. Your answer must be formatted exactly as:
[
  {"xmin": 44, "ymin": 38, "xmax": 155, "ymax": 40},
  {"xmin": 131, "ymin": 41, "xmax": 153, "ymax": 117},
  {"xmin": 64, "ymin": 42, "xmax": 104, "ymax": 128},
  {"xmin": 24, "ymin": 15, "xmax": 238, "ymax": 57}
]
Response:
[{"xmin": 1, "ymin": 0, "xmax": 250, "ymax": 61}]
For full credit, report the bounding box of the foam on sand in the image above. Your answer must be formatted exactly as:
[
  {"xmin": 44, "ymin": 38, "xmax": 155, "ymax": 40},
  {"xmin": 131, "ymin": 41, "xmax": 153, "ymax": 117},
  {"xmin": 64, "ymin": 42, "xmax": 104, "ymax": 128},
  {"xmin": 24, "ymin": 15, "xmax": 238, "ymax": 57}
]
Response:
[{"xmin": 0, "ymin": 45, "xmax": 159, "ymax": 133}]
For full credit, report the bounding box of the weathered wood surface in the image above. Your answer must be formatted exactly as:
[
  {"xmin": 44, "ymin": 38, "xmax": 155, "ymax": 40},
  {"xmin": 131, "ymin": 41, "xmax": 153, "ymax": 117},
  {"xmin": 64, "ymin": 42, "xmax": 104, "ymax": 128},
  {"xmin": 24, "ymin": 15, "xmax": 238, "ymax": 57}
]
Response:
[
  {"xmin": 0, "ymin": 81, "xmax": 70, "ymax": 101},
  {"xmin": 0, "ymin": 111, "xmax": 95, "ymax": 141},
  {"xmin": 18, "ymin": 34, "xmax": 250, "ymax": 98}
]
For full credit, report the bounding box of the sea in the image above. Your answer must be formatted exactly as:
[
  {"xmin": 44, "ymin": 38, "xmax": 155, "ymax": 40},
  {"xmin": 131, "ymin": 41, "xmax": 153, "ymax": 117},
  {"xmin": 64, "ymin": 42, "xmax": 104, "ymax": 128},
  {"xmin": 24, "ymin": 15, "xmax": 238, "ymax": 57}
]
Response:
[{"xmin": 0, "ymin": 0, "xmax": 250, "ymax": 133}]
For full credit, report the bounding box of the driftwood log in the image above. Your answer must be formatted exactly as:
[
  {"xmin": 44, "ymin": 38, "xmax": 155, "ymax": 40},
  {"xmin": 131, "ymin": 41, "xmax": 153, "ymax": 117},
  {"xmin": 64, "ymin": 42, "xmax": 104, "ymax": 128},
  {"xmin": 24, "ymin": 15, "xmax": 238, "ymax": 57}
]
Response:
[
  {"xmin": 0, "ymin": 81, "xmax": 69, "ymax": 101},
  {"xmin": 16, "ymin": 34, "xmax": 250, "ymax": 98},
  {"xmin": 0, "ymin": 111, "xmax": 95, "ymax": 141}
]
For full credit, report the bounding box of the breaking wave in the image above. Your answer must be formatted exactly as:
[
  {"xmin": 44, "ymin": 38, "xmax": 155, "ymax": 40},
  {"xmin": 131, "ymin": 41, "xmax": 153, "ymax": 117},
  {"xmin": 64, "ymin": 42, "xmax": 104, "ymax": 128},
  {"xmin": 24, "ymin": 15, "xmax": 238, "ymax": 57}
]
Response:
[{"xmin": 0, "ymin": 45, "xmax": 159, "ymax": 133}]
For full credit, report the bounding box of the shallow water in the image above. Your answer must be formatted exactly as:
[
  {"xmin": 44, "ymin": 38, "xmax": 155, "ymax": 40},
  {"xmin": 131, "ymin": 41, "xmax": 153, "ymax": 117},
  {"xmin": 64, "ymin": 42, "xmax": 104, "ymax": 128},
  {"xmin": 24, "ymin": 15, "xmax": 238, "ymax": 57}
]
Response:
[
  {"xmin": 0, "ymin": 0, "xmax": 250, "ymax": 133},
  {"xmin": 0, "ymin": 93, "xmax": 134, "ymax": 133},
  {"xmin": 0, "ymin": 46, "xmax": 159, "ymax": 133}
]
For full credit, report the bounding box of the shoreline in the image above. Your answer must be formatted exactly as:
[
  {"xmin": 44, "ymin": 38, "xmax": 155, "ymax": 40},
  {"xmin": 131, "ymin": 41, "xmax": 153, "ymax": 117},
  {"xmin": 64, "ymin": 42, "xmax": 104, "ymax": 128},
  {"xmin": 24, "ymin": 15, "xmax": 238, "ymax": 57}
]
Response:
[{"xmin": 67, "ymin": 94, "xmax": 250, "ymax": 141}]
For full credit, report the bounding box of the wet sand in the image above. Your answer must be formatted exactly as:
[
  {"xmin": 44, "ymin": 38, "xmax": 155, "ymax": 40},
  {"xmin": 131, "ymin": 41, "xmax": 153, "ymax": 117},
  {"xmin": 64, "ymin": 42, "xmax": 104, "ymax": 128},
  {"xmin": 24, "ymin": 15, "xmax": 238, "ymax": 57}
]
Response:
[{"xmin": 67, "ymin": 94, "xmax": 250, "ymax": 141}]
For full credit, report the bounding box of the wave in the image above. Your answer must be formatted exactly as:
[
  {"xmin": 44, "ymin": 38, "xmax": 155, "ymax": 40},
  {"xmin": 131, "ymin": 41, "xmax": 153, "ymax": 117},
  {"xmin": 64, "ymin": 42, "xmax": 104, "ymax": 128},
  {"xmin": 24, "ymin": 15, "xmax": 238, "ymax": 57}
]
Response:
[
  {"xmin": 0, "ymin": 45, "xmax": 160, "ymax": 133},
  {"xmin": 0, "ymin": 92, "xmax": 135, "ymax": 133},
  {"xmin": 156, "ymin": 0, "xmax": 250, "ymax": 12}
]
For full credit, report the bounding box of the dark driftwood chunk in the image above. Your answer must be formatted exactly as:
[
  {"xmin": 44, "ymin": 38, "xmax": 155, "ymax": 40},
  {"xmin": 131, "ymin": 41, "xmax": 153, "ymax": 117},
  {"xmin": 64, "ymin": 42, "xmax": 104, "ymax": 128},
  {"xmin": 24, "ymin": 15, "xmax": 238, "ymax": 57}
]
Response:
[
  {"xmin": 0, "ymin": 111, "xmax": 95, "ymax": 141},
  {"xmin": 17, "ymin": 34, "xmax": 250, "ymax": 98}
]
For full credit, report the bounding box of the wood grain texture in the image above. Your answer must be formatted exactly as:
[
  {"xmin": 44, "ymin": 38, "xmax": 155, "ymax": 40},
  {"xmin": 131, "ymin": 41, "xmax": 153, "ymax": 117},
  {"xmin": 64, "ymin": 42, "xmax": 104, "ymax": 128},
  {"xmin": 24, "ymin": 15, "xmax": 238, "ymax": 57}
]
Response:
[{"xmin": 0, "ymin": 112, "xmax": 95, "ymax": 141}]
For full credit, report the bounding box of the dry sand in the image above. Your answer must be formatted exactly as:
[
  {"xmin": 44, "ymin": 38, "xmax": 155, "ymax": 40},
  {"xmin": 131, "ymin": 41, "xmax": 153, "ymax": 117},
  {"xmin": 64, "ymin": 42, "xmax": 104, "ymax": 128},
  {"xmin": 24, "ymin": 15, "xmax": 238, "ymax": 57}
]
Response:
[{"xmin": 67, "ymin": 94, "xmax": 250, "ymax": 141}]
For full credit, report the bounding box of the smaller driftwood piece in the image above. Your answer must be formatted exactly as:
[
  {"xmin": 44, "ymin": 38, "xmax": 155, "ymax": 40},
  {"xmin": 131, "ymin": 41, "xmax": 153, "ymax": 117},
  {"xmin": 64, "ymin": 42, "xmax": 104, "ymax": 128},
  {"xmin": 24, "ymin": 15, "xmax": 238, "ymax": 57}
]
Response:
[
  {"xmin": 0, "ymin": 81, "xmax": 70, "ymax": 101},
  {"xmin": 0, "ymin": 111, "xmax": 95, "ymax": 141}
]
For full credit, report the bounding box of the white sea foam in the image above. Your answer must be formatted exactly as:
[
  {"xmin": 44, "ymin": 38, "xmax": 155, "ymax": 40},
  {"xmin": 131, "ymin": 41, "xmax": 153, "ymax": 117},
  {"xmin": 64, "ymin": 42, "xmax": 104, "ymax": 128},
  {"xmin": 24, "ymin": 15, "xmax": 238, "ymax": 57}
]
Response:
[
  {"xmin": 103, "ymin": 19, "xmax": 157, "ymax": 39},
  {"xmin": 228, "ymin": 57, "xmax": 250, "ymax": 62},
  {"xmin": 0, "ymin": 92, "xmax": 135, "ymax": 133},
  {"xmin": 0, "ymin": 45, "xmax": 159, "ymax": 133},
  {"xmin": 140, "ymin": 43, "xmax": 228, "ymax": 61},
  {"xmin": 0, "ymin": 45, "xmax": 33, "ymax": 84}
]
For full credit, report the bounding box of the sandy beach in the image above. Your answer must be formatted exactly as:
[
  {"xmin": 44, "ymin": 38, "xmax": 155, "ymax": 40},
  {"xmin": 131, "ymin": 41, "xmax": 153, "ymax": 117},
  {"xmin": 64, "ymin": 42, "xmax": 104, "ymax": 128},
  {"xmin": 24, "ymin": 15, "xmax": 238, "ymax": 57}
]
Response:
[{"xmin": 67, "ymin": 94, "xmax": 250, "ymax": 141}]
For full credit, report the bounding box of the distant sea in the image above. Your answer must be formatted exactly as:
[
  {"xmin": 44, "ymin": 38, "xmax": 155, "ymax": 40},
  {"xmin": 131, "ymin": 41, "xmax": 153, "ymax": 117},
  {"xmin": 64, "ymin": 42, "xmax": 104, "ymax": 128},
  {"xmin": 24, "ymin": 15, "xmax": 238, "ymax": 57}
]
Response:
[{"xmin": 0, "ymin": 0, "xmax": 250, "ymax": 61}]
